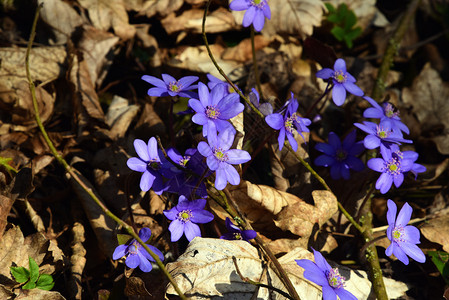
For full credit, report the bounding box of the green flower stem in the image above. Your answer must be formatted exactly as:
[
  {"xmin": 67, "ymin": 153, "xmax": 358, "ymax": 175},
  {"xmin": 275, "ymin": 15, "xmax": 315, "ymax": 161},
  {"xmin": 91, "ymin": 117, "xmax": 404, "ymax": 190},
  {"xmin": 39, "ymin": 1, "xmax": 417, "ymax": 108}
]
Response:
[
  {"xmin": 26, "ymin": 5, "xmax": 186, "ymax": 300},
  {"xmin": 202, "ymin": 0, "xmax": 264, "ymax": 119},
  {"xmin": 360, "ymin": 198, "xmax": 388, "ymax": 300},
  {"xmin": 250, "ymin": 26, "xmax": 263, "ymax": 100},
  {"xmin": 371, "ymin": 0, "xmax": 420, "ymax": 101}
]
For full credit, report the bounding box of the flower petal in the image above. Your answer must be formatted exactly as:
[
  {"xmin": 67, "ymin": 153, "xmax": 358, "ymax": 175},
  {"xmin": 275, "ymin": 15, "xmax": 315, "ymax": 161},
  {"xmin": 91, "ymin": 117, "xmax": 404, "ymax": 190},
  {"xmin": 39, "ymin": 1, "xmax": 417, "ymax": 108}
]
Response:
[
  {"xmin": 315, "ymin": 154, "xmax": 335, "ymax": 167},
  {"xmin": 334, "ymin": 58, "xmax": 346, "ymax": 72},
  {"xmin": 197, "ymin": 141, "xmax": 213, "ymax": 158},
  {"xmin": 138, "ymin": 228, "xmax": 152, "ymax": 242},
  {"xmin": 315, "ymin": 143, "xmax": 336, "ymax": 156},
  {"xmin": 140, "ymin": 171, "xmax": 155, "ymax": 192},
  {"xmin": 168, "ymin": 220, "xmax": 185, "ymax": 242},
  {"xmin": 127, "ymin": 157, "xmax": 147, "ymax": 172},
  {"xmin": 191, "ymin": 210, "xmax": 214, "ymax": 224},
  {"xmin": 178, "ymin": 76, "xmax": 199, "ymax": 89},
  {"xmin": 343, "ymin": 82, "xmax": 364, "ymax": 96},
  {"xmin": 316, "ymin": 68, "xmax": 334, "ymax": 79},
  {"xmin": 242, "ymin": 6, "xmax": 256, "ymax": 27},
  {"xmin": 133, "ymin": 139, "xmax": 150, "ymax": 162},
  {"xmin": 223, "ymin": 164, "xmax": 240, "ymax": 186},
  {"xmin": 215, "ymin": 167, "xmax": 227, "ymax": 190},
  {"xmin": 141, "ymin": 75, "xmax": 166, "ymax": 88},
  {"xmin": 332, "ymin": 84, "xmax": 346, "ymax": 106},
  {"xmin": 335, "ymin": 287, "xmax": 358, "ymax": 300},
  {"xmin": 399, "ymin": 241, "xmax": 426, "ymax": 263},
  {"xmin": 125, "ymin": 253, "xmax": 140, "ymax": 269},
  {"xmin": 265, "ymin": 113, "xmax": 284, "ymax": 130},
  {"xmin": 184, "ymin": 222, "xmax": 201, "ymax": 241},
  {"xmin": 386, "ymin": 199, "xmax": 397, "ymax": 226},
  {"xmin": 377, "ymin": 172, "xmax": 393, "ymax": 194},
  {"xmin": 113, "ymin": 244, "xmax": 128, "ymax": 260},
  {"xmin": 226, "ymin": 149, "xmax": 251, "ymax": 164},
  {"xmin": 396, "ymin": 202, "xmax": 412, "ymax": 227},
  {"xmin": 253, "ymin": 9, "xmax": 265, "ymax": 31},
  {"xmin": 136, "ymin": 252, "xmax": 153, "ymax": 272},
  {"xmin": 295, "ymin": 259, "xmax": 329, "ymax": 286},
  {"xmin": 367, "ymin": 158, "xmax": 384, "ymax": 172},
  {"xmin": 229, "ymin": 0, "xmax": 249, "ymax": 11}
]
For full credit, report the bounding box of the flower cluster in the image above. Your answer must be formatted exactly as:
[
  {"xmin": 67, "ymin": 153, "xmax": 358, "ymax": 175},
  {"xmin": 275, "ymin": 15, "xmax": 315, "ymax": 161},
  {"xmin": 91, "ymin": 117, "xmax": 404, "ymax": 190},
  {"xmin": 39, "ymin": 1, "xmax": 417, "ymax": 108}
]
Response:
[
  {"xmin": 229, "ymin": 0, "xmax": 271, "ymax": 32},
  {"xmin": 265, "ymin": 93, "xmax": 311, "ymax": 152},
  {"xmin": 220, "ymin": 217, "xmax": 257, "ymax": 242}
]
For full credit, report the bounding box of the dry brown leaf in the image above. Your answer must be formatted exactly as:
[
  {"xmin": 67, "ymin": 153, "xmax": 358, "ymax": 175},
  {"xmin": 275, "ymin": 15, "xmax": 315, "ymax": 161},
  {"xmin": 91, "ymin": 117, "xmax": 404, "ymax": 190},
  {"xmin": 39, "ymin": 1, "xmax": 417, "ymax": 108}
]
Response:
[
  {"xmin": 139, "ymin": 0, "xmax": 184, "ymax": 18},
  {"xmin": 66, "ymin": 169, "xmax": 116, "ymax": 257},
  {"xmin": 162, "ymin": 7, "xmax": 237, "ymax": 35},
  {"xmin": 252, "ymin": 0, "xmax": 324, "ymax": 38},
  {"xmin": 166, "ymin": 238, "xmax": 408, "ymax": 299},
  {"xmin": 222, "ymin": 35, "xmax": 271, "ymax": 62},
  {"xmin": 69, "ymin": 56, "xmax": 107, "ymax": 129},
  {"xmin": 0, "ymin": 225, "xmax": 64, "ymax": 284},
  {"xmin": 168, "ymin": 45, "xmax": 241, "ymax": 79},
  {"xmin": 38, "ymin": 0, "xmax": 84, "ymax": 44},
  {"xmin": 402, "ymin": 63, "xmax": 449, "ymax": 154},
  {"xmin": 420, "ymin": 215, "xmax": 449, "ymax": 253},
  {"xmin": 105, "ymin": 95, "xmax": 140, "ymax": 139},
  {"xmin": 0, "ymin": 46, "xmax": 66, "ymax": 89},
  {"xmin": 77, "ymin": 25, "xmax": 120, "ymax": 86},
  {"xmin": 78, "ymin": 0, "xmax": 136, "ymax": 40},
  {"xmin": 15, "ymin": 289, "xmax": 65, "ymax": 300}
]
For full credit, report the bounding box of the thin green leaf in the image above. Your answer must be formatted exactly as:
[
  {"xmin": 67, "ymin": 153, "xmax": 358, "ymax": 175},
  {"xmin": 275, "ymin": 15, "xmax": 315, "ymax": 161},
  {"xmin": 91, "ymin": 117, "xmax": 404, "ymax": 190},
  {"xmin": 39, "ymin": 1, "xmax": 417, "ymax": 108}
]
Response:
[
  {"xmin": 10, "ymin": 266, "xmax": 30, "ymax": 283},
  {"xmin": 0, "ymin": 157, "xmax": 18, "ymax": 174},
  {"xmin": 117, "ymin": 234, "xmax": 132, "ymax": 245},
  {"xmin": 36, "ymin": 274, "xmax": 55, "ymax": 291},
  {"xmin": 28, "ymin": 257, "xmax": 40, "ymax": 285},
  {"xmin": 428, "ymin": 251, "xmax": 449, "ymax": 286}
]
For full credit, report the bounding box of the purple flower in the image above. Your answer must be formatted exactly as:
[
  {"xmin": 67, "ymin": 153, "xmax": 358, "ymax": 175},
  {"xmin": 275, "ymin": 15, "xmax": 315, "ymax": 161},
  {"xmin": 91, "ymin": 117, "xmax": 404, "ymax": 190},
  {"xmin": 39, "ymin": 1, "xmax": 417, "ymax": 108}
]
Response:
[
  {"xmin": 113, "ymin": 228, "xmax": 164, "ymax": 273},
  {"xmin": 163, "ymin": 195, "xmax": 214, "ymax": 242},
  {"xmin": 354, "ymin": 121, "xmax": 412, "ymax": 150},
  {"xmin": 197, "ymin": 128, "xmax": 251, "ymax": 190},
  {"xmin": 127, "ymin": 138, "xmax": 170, "ymax": 194},
  {"xmin": 265, "ymin": 93, "xmax": 311, "ymax": 151},
  {"xmin": 142, "ymin": 74, "xmax": 198, "ymax": 98},
  {"xmin": 367, "ymin": 145, "xmax": 414, "ymax": 194},
  {"xmin": 229, "ymin": 0, "xmax": 271, "ymax": 32},
  {"xmin": 189, "ymin": 82, "xmax": 244, "ymax": 137},
  {"xmin": 295, "ymin": 248, "xmax": 357, "ymax": 300},
  {"xmin": 220, "ymin": 217, "xmax": 257, "ymax": 242},
  {"xmin": 363, "ymin": 96, "xmax": 410, "ymax": 135},
  {"xmin": 249, "ymin": 88, "xmax": 273, "ymax": 116},
  {"xmin": 207, "ymin": 74, "xmax": 238, "ymax": 96},
  {"xmin": 165, "ymin": 148, "xmax": 208, "ymax": 199},
  {"xmin": 386, "ymin": 200, "xmax": 426, "ymax": 265},
  {"xmin": 314, "ymin": 130, "xmax": 365, "ymax": 180},
  {"xmin": 390, "ymin": 145, "xmax": 426, "ymax": 180},
  {"xmin": 316, "ymin": 58, "xmax": 364, "ymax": 106}
]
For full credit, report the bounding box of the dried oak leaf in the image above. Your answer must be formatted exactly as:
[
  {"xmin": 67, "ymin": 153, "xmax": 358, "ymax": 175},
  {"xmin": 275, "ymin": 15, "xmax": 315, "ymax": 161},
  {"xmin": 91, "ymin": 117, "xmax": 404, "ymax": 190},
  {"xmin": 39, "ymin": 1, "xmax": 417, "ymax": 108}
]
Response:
[
  {"xmin": 420, "ymin": 215, "xmax": 449, "ymax": 253},
  {"xmin": 38, "ymin": 0, "xmax": 84, "ymax": 45},
  {"xmin": 105, "ymin": 95, "xmax": 139, "ymax": 140},
  {"xmin": 165, "ymin": 238, "xmax": 408, "ymax": 299},
  {"xmin": 139, "ymin": 0, "xmax": 184, "ymax": 18},
  {"xmin": 402, "ymin": 63, "xmax": 449, "ymax": 154},
  {"xmin": 0, "ymin": 225, "xmax": 64, "ymax": 286},
  {"xmin": 231, "ymin": 0, "xmax": 324, "ymax": 38},
  {"xmin": 78, "ymin": 0, "xmax": 136, "ymax": 40},
  {"xmin": 14, "ymin": 289, "xmax": 65, "ymax": 300}
]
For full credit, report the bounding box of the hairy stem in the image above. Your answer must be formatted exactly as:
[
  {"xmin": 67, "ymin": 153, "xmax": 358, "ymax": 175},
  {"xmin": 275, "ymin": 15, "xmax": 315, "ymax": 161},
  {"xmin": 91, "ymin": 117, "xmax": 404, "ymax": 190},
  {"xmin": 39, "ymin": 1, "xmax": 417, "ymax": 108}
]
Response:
[{"xmin": 251, "ymin": 26, "xmax": 263, "ymax": 100}]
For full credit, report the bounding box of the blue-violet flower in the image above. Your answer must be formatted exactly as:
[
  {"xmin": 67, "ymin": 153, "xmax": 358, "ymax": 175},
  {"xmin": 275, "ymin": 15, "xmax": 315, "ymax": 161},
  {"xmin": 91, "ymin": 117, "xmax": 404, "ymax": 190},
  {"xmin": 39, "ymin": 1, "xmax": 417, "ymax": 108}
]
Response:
[
  {"xmin": 113, "ymin": 228, "xmax": 164, "ymax": 273},
  {"xmin": 296, "ymin": 248, "xmax": 357, "ymax": 300},
  {"xmin": 265, "ymin": 93, "xmax": 311, "ymax": 151},
  {"xmin": 363, "ymin": 96, "xmax": 410, "ymax": 135},
  {"xmin": 316, "ymin": 58, "xmax": 364, "ymax": 106},
  {"xmin": 197, "ymin": 128, "xmax": 251, "ymax": 190},
  {"xmin": 163, "ymin": 195, "xmax": 214, "ymax": 242},
  {"xmin": 207, "ymin": 74, "xmax": 238, "ymax": 96},
  {"xmin": 220, "ymin": 217, "xmax": 257, "ymax": 242},
  {"xmin": 249, "ymin": 87, "xmax": 273, "ymax": 116},
  {"xmin": 190, "ymin": 82, "xmax": 244, "ymax": 137},
  {"xmin": 354, "ymin": 121, "xmax": 412, "ymax": 150},
  {"xmin": 127, "ymin": 137, "xmax": 170, "ymax": 194},
  {"xmin": 367, "ymin": 145, "xmax": 414, "ymax": 194},
  {"xmin": 142, "ymin": 74, "xmax": 198, "ymax": 98},
  {"xmin": 314, "ymin": 130, "xmax": 365, "ymax": 180},
  {"xmin": 229, "ymin": 0, "xmax": 271, "ymax": 32},
  {"xmin": 386, "ymin": 199, "xmax": 426, "ymax": 265}
]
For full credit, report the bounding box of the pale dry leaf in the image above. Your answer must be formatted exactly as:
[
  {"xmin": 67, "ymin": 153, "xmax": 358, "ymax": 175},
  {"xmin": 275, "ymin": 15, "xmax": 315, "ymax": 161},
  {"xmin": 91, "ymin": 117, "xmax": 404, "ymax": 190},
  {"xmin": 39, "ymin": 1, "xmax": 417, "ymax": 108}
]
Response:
[
  {"xmin": 420, "ymin": 215, "xmax": 449, "ymax": 253},
  {"xmin": 186, "ymin": 7, "xmax": 238, "ymax": 34},
  {"xmin": 168, "ymin": 45, "xmax": 241, "ymax": 79},
  {"xmin": 105, "ymin": 95, "xmax": 140, "ymax": 139},
  {"xmin": 165, "ymin": 237, "xmax": 284, "ymax": 299},
  {"xmin": 274, "ymin": 190, "xmax": 338, "ymax": 237},
  {"xmin": 38, "ymin": 0, "xmax": 84, "ymax": 44},
  {"xmin": 140, "ymin": 0, "xmax": 184, "ymax": 18},
  {"xmin": 222, "ymin": 35, "xmax": 271, "ymax": 63},
  {"xmin": 78, "ymin": 0, "xmax": 136, "ymax": 40},
  {"xmin": 0, "ymin": 226, "xmax": 62, "ymax": 283},
  {"xmin": 166, "ymin": 239, "xmax": 408, "ymax": 299},
  {"xmin": 15, "ymin": 288, "xmax": 65, "ymax": 300},
  {"xmin": 0, "ymin": 46, "xmax": 66, "ymax": 90},
  {"xmin": 77, "ymin": 25, "xmax": 120, "ymax": 86},
  {"xmin": 255, "ymin": 0, "xmax": 324, "ymax": 38},
  {"xmin": 402, "ymin": 63, "xmax": 449, "ymax": 154}
]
